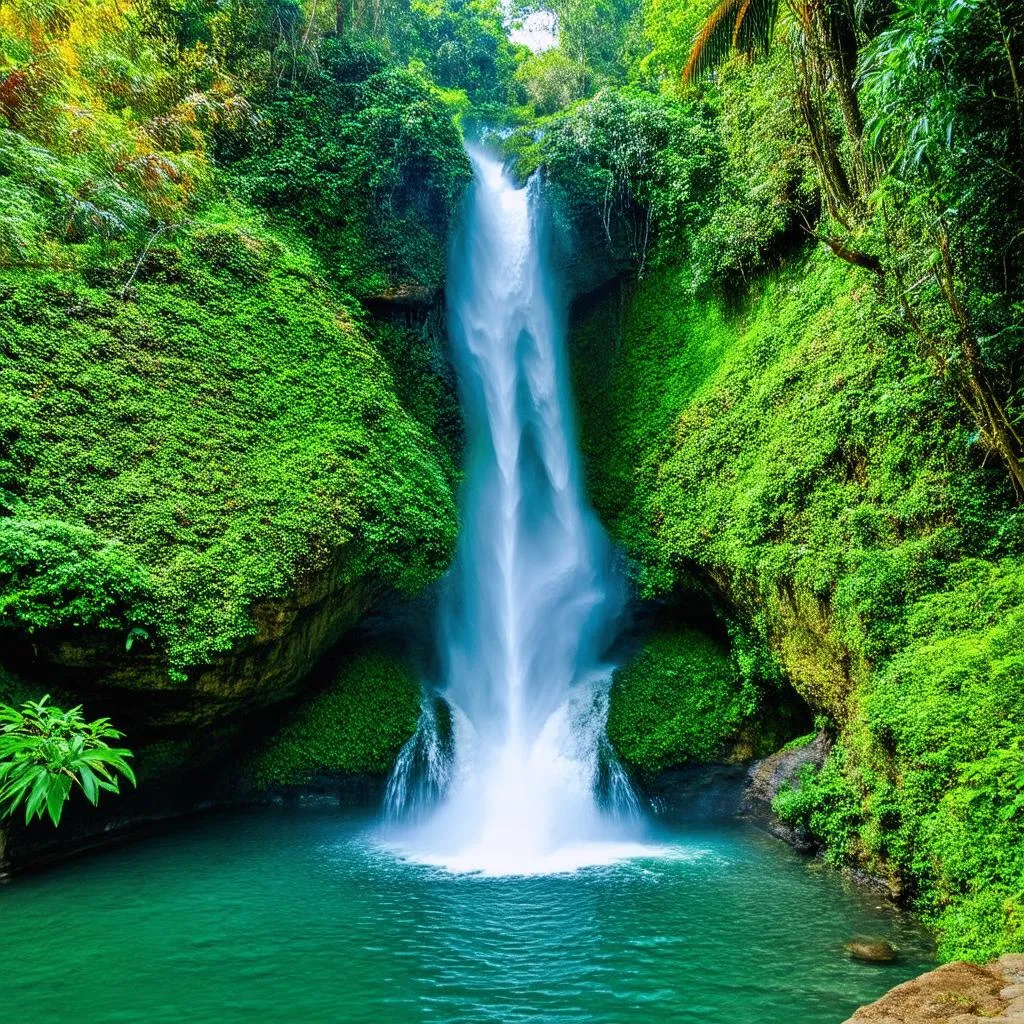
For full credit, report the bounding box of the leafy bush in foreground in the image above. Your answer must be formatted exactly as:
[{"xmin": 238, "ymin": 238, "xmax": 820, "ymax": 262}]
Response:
[{"xmin": 0, "ymin": 697, "xmax": 135, "ymax": 827}]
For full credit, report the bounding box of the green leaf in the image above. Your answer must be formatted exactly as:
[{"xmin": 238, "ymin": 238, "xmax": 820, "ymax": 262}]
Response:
[
  {"xmin": 45, "ymin": 774, "xmax": 72, "ymax": 826},
  {"xmin": 78, "ymin": 764, "xmax": 100, "ymax": 805}
]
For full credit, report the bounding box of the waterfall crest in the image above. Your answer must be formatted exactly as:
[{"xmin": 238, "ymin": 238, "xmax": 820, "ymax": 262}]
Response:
[{"xmin": 383, "ymin": 145, "xmax": 648, "ymax": 874}]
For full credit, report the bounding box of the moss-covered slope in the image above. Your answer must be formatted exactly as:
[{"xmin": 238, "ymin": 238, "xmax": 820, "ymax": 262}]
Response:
[
  {"xmin": 607, "ymin": 627, "xmax": 752, "ymax": 776},
  {"xmin": 242, "ymin": 649, "xmax": 422, "ymax": 789},
  {"xmin": 0, "ymin": 207, "xmax": 458, "ymax": 675},
  {"xmin": 571, "ymin": 251, "xmax": 1024, "ymax": 960}
]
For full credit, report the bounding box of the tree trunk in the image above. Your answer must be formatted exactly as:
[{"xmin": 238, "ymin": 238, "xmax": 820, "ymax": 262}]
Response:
[
  {"xmin": 807, "ymin": 0, "xmax": 870, "ymax": 201},
  {"xmin": 795, "ymin": 45, "xmax": 857, "ymax": 222}
]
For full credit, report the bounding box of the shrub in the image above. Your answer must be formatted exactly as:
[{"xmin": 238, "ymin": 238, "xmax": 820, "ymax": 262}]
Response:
[
  {"xmin": 242, "ymin": 651, "xmax": 422, "ymax": 787},
  {"xmin": 0, "ymin": 696, "xmax": 135, "ymax": 826},
  {"xmin": 607, "ymin": 627, "xmax": 757, "ymax": 776}
]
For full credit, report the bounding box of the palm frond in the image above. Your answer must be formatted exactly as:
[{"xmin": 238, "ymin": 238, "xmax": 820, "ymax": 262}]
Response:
[{"xmin": 683, "ymin": 0, "xmax": 781, "ymax": 83}]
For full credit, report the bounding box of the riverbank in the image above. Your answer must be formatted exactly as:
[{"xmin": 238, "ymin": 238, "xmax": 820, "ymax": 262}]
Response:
[{"xmin": 844, "ymin": 956, "xmax": 1024, "ymax": 1023}]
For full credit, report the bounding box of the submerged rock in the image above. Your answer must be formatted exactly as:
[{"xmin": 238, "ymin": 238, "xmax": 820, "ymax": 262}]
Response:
[{"xmin": 846, "ymin": 938, "xmax": 898, "ymax": 963}]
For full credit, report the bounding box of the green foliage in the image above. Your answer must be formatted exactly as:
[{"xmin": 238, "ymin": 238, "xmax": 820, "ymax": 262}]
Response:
[
  {"xmin": 508, "ymin": 88, "xmax": 725, "ymax": 276},
  {"xmin": 570, "ymin": 248, "xmax": 1024, "ymax": 959},
  {"xmin": 541, "ymin": 0, "xmax": 640, "ymax": 86},
  {"xmin": 772, "ymin": 747, "xmax": 863, "ymax": 861},
  {"xmin": 780, "ymin": 731, "xmax": 816, "ymax": 753},
  {"xmin": 510, "ymin": 54, "xmax": 815, "ymax": 290},
  {"xmin": 607, "ymin": 627, "xmax": 757, "ymax": 775},
  {"xmin": 398, "ymin": 0, "xmax": 524, "ymax": 103},
  {"xmin": 232, "ymin": 41, "xmax": 471, "ymax": 296},
  {"xmin": 0, "ymin": 520, "xmax": 151, "ymax": 633},
  {"xmin": 0, "ymin": 696, "xmax": 135, "ymax": 826},
  {"xmin": 568, "ymin": 273, "xmax": 735, "ymax": 593},
  {"xmin": 514, "ymin": 47, "xmax": 586, "ymax": 115},
  {"xmin": 639, "ymin": 0, "xmax": 721, "ymax": 84},
  {"xmin": 681, "ymin": 0, "xmax": 779, "ymax": 83},
  {"xmin": 860, "ymin": 0, "xmax": 1024, "ymax": 380},
  {"xmin": 689, "ymin": 48, "xmax": 817, "ymax": 286},
  {"xmin": 243, "ymin": 650, "xmax": 422, "ymax": 786},
  {"xmin": 0, "ymin": 207, "xmax": 459, "ymax": 670}
]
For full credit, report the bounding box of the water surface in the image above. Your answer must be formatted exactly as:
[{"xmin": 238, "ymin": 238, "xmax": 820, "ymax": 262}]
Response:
[{"xmin": 0, "ymin": 810, "xmax": 932, "ymax": 1023}]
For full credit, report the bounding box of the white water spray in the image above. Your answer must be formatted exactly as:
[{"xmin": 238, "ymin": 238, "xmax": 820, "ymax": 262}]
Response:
[{"xmin": 383, "ymin": 146, "xmax": 653, "ymax": 875}]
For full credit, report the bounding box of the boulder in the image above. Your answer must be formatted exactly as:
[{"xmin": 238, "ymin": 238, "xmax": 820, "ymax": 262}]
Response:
[
  {"xmin": 844, "ymin": 956, "xmax": 1024, "ymax": 1022},
  {"xmin": 846, "ymin": 939, "xmax": 899, "ymax": 963},
  {"xmin": 740, "ymin": 731, "xmax": 831, "ymax": 849}
]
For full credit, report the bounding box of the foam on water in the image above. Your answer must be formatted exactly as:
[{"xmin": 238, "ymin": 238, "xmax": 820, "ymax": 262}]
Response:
[{"xmin": 381, "ymin": 144, "xmax": 660, "ymax": 875}]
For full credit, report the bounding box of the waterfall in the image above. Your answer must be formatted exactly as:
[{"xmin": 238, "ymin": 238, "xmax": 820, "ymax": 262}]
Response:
[{"xmin": 383, "ymin": 144, "xmax": 649, "ymax": 874}]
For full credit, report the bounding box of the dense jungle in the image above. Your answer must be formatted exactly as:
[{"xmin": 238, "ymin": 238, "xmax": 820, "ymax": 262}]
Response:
[{"xmin": 1, "ymin": 0, "xmax": 1023, "ymax": 1017}]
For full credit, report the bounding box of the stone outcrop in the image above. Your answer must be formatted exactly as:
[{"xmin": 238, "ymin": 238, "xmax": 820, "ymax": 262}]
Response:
[
  {"xmin": 363, "ymin": 285, "xmax": 440, "ymax": 326},
  {"xmin": 1, "ymin": 550, "xmax": 379, "ymax": 875},
  {"xmin": 844, "ymin": 955, "xmax": 1024, "ymax": 1023},
  {"xmin": 24, "ymin": 550, "xmax": 374, "ymax": 732},
  {"xmin": 740, "ymin": 731, "xmax": 831, "ymax": 849}
]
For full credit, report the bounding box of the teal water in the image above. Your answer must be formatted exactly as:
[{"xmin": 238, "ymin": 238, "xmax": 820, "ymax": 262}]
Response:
[{"xmin": 0, "ymin": 810, "xmax": 931, "ymax": 1023}]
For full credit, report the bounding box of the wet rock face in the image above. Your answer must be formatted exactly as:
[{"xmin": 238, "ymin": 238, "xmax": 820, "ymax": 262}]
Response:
[
  {"xmin": 644, "ymin": 762, "xmax": 750, "ymax": 821},
  {"xmin": 13, "ymin": 552, "xmax": 374, "ymax": 738},
  {"xmin": 740, "ymin": 732, "xmax": 831, "ymax": 850},
  {"xmin": 1, "ymin": 557, "xmax": 377, "ymax": 874},
  {"xmin": 844, "ymin": 955, "xmax": 1024, "ymax": 1022}
]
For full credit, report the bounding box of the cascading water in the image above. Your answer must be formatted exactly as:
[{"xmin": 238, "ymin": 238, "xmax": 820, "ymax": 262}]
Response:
[{"xmin": 383, "ymin": 144, "xmax": 652, "ymax": 874}]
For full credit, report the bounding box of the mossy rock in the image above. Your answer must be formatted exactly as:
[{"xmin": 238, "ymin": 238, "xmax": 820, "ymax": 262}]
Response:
[
  {"xmin": 0, "ymin": 206, "xmax": 459, "ymax": 673},
  {"xmin": 607, "ymin": 626, "xmax": 755, "ymax": 777},
  {"xmin": 570, "ymin": 247, "xmax": 1024, "ymax": 960},
  {"xmin": 242, "ymin": 650, "xmax": 422, "ymax": 789}
]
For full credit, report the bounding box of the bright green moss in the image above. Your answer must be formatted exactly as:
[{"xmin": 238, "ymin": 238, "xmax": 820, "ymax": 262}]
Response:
[
  {"xmin": 0, "ymin": 205, "xmax": 459, "ymax": 672},
  {"xmin": 570, "ymin": 274, "xmax": 736, "ymax": 593},
  {"xmin": 242, "ymin": 651, "xmax": 422, "ymax": 786},
  {"xmin": 607, "ymin": 628, "xmax": 756, "ymax": 776},
  {"xmin": 572, "ymin": 248, "xmax": 1024, "ymax": 959},
  {"xmin": 774, "ymin": 565, "xmax": 1024, "ymax": 960}
]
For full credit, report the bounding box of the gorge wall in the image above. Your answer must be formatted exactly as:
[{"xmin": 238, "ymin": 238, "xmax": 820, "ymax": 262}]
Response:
[{"xmin": 567, "ymin": 251, "xmax": 1024, "ymax": 962}]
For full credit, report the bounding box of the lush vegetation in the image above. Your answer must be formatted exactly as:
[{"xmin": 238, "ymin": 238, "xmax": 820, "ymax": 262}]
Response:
[
  {"xmin": 0, "ymin": 222, "xmax": 460, "ymax": 670},
  {"xmin": 242, "ymin": 650, "xmax": 421, "ymax": 786},
  {"xmin": 607, "ymin": 627, "xmax": 754, "ymax": 776},
  {"xmin": 0, "ymin": 0, "xmax": 489, "ymax": 676},
  {"xmin": 0, "ymin": 0, "xmax": 499, "ymax": 841},
  {"xmin": 570, "ymin": 244, "xmax": 1024, "ymax": 960},
  {"xmin": 3, "ymin": 0, "xmax": 1024, "ymax": 974},
  {"xmin": 0, "ymin": 696, "xmax": 135, "ymax": 826},
  {"xmin": 498, "ymin": 0, "xmax": 1024, "ymax": 964}
]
